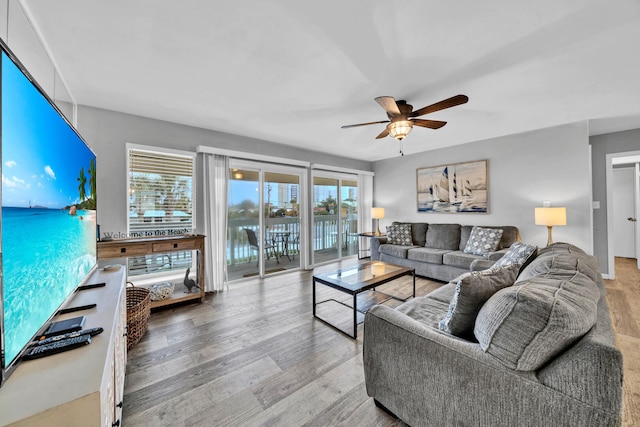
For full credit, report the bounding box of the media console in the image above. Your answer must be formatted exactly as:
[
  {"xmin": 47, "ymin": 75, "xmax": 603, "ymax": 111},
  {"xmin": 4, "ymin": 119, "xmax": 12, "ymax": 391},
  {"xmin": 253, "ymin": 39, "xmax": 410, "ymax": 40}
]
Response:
[
  {"xmin": 97, "ymin": 234, "xmax": 205, "ymax": 309},
  {"xmin": 0, "ymin": 267, "xmax": 127, "ymax": 426}
]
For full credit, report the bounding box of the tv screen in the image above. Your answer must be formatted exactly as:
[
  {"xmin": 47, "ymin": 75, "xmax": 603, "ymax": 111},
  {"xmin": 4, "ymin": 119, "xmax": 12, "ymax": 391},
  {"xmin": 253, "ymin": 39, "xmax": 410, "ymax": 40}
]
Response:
[{"xmin": 1, "ymin": 41, "xmax": 97, "ymax": 383}]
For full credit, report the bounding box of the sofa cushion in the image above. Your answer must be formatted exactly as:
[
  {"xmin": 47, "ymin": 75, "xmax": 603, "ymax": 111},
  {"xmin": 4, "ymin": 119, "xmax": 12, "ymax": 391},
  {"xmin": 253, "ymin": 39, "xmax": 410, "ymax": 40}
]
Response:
[
  {"xmin": 497, "ymin": 226, "xmax": 520, "ymax": 249},
  {"xmin": 439, "ymin": 265, "xmax": 519, "ymax": 338},
  {"xmin": 460, "ymin": 225, "xmax": 519, "ymax": 250},
  {"xmin": 443, "ymin": 250, "xmax": 482, "ymax": 269},
  {"xmin": 407, "ymin": 247, "xmax": 450, "ymax": 265},
  {"xmin": 459, "ymin": 225, "xmax": 474, "ymax": 250},
  {"xmin": 426, "ymin": 282, "xmax": 457, "ymax": 304},
  {"xmin": 474, "ymin": 270, "xmax": 600, "ymax": 371},
  {"xmin": 464, "ymin": 226, "xmax": 503, "ymax": 256},
  {"xmin": 386, "ymin": 223, "xmax": 413, "ymax": 246},
  {"xmin": 493, "ymin": 242, "xmax": 537, "ymax": 270},
  {"xmin": 393, "ymin": 221, "xmax": 428, "ymax": 246},
  {"xmin": 378, "ymin": 244, "xmax": 418, "ymax": 259},
  {"xmin": 396, "ymin": 295, "xmax": 451, "ymax": 328},
  {"xmin": 424, "ymin": 223, "xmax": 461, "ymax": 250}
]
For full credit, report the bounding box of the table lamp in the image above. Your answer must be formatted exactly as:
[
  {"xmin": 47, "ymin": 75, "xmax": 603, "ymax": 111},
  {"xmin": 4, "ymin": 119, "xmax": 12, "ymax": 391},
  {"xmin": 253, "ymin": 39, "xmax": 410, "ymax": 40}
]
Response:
[
  {"xmin": 372, "ymin": 207, "xmax": 385, "ymax": 236},
  {"xmin": 535, "ymin": 207, "xmax": 566, "ymax": 246}
]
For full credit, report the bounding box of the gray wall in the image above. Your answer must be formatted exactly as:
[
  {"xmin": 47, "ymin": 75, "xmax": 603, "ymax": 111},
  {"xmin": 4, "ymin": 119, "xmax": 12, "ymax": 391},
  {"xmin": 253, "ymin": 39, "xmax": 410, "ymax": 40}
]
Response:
[
  {"xmin": 77, "ymin": 105, "xmax": 372, "ymax": 237},
  {"xmin": 372, "ymin": 122, "xmax": 593, "ymax": 252},
  {"xmin": 590, "ymin": 128, "xmax": 640, "ymax": 275}
]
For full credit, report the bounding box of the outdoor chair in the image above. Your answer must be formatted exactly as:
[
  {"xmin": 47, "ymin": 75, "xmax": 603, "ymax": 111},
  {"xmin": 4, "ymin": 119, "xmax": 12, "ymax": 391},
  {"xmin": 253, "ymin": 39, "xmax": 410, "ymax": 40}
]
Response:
[
  {"xmin": 287, "ymin": 233, "xmax": 300, "ymax": 260},
  {"xmin": 244, "ymin": 228, "xmax": 279, "ymax": 266}
]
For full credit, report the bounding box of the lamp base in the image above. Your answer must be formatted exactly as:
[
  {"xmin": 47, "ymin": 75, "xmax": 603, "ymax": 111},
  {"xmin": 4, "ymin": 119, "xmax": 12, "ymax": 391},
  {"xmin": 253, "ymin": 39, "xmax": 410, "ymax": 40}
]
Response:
[
  {"xmin": 546, "ymin": 226, "xmax": 554, "ymax": 247},
  {"xmin": 375, "ymin": 219, "xmax": 382, "ymax": 236}
]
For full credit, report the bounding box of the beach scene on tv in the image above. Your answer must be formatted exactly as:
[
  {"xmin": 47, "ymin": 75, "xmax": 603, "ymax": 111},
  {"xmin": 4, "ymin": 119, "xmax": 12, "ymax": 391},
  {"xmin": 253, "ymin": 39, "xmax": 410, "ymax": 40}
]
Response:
[{"xmin": 1, "ymin": 50, "xmax": 97, "ymax": 367}]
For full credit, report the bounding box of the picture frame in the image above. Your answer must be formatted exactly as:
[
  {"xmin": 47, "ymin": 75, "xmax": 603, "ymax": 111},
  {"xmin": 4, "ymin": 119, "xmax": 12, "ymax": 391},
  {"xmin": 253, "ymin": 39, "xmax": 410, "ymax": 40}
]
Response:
[{"xmin": 416, "ymin": 159, "xmax": 488, "ymax": 213}]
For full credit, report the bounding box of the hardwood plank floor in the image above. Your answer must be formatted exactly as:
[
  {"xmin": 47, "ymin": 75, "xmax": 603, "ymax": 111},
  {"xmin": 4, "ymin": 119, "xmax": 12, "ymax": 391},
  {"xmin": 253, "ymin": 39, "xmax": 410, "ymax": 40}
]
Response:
[
  {"xmin": 605, "ymin": 257, "xmax": 640, "ymax": 427},
  {"xmin": 123, "ymin": 257, "xmax": 640, "ymax": 426}
]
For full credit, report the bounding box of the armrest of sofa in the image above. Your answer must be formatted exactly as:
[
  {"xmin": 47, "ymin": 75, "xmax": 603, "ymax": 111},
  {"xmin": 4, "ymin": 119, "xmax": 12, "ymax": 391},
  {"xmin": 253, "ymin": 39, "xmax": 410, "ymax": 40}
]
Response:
[
  {"xmin": 487, "ymin": 247, "xmax": 509, "ymax": 261},
  {"xmin": 370, "ymin": 236, "xmax": 387, "ymax": 260},
  {"xmin": 468, "ymin": 248, "xmax": 508, "ymax": 271},
  {"xmin": 363, "ymin": 304, "xmax": 540, "ymax": 426},
  {"xmin": 470, "ymin": 258, "xmax": 496, "ymax": 271}
]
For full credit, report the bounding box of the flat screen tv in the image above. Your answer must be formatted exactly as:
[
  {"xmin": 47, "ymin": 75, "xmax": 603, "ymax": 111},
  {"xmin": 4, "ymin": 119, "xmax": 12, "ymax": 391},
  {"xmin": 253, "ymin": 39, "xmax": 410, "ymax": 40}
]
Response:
[{"xmin": 0, "ymin": 39, "xmax": 97, "ymax": 386}]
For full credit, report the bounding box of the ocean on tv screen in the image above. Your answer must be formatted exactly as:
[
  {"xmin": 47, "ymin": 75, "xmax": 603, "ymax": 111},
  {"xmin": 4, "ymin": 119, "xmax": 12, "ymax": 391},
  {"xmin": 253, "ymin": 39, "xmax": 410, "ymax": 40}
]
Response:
[{"xmin": 1, "ymin": 207, "xmax": 97, "ymax": 365}]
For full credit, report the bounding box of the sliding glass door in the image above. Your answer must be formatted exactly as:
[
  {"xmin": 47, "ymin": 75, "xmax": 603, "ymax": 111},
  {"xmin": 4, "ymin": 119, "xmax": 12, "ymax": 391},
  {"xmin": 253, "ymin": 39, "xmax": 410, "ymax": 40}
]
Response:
[
  {"xmin": 227, "ymin": 162, "xmax": 303, "ymax": 280},
  {"xmin": 312, "ymin": 173, "xmax": 358, "ymax": 264}
]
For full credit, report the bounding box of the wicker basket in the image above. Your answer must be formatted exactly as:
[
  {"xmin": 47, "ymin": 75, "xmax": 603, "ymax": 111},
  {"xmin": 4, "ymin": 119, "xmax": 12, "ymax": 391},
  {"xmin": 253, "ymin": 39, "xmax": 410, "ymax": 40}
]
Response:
[{"xmin": 126, "ymin": 282, "xmax": 151, "ymax": 349}]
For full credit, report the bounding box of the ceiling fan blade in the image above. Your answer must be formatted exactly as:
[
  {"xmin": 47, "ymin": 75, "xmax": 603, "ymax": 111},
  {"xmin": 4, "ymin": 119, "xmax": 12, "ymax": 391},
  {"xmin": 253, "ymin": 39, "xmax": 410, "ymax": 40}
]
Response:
[
  {"xmin": 409, "ymin": 94, "xmax": 469, "ymax": 118},
  {"xmin": 341, "ymin": 120, "xmax": 390, "ymax": 129},
  {"xmin": 375, "ymin": 96, "xmax": 402, "ymax": 117},
  {"xmin": 375, "ymin": 128, "xmax": 390, "ymax": 139},
  {"xmin": 411, "ymin": 119, "xmax": 447, "ymax": 129}
]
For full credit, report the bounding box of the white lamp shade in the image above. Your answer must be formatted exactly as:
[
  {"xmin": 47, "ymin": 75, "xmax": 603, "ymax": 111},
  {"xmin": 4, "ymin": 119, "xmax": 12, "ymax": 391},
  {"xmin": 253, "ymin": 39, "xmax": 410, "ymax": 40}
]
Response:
[
  {"xmin": 371, "ymin": 207, "xmax": 385, "ymax": 219},
  {"xmin": 535, "ymin": 207, "xmax": 567, "ymax": 226}
]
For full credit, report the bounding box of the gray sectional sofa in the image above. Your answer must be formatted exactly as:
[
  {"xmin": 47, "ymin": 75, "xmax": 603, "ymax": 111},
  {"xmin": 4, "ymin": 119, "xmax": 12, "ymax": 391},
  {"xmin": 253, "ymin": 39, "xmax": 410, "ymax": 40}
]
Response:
[
  {"xmin": 371, "ymin": 222, "xmax": 520, "ymax": 282},
  {"xmin": 363, "ymin": 243, "xmax": 623, "ymax": 427}
]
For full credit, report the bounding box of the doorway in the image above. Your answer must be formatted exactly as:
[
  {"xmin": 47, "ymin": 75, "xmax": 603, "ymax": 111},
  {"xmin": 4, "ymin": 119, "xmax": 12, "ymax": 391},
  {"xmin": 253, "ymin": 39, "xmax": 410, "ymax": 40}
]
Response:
[
  {"xmin": 606, "ymin": 151, "xmax": 640, "ymax": 278},
  {"xmin": 612, "ymin": 167, "xmax": 636, "ymax": 258},
  {"xmin": 227, "ymin": 161, "xmax": 305, "ymax": 280},
  {"xmin": 312, "ymin": 173, "xmax": 359, "ymax": 265}
]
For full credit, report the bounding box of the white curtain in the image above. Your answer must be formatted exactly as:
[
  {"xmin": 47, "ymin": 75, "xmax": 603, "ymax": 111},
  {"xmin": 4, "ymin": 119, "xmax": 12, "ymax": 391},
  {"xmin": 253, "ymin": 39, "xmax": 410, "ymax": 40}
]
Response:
[
  {"xmin": 201, "ymin": 153, "xmax": 229, "ymax": 292},
  {"xmin": 358, "ymin": 173, "xmax": 374, "ymax": 233}
]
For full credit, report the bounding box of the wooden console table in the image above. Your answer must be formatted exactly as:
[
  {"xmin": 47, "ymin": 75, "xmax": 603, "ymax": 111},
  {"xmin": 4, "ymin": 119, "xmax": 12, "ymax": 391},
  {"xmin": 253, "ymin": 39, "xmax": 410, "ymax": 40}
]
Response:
[{"xmin": 97, "ymin": 235, "xmax": 205, "ymax": 309}]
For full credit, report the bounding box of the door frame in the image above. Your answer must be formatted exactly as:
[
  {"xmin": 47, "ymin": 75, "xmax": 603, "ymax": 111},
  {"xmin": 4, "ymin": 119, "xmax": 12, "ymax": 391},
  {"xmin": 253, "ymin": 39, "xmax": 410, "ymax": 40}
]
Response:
[
  {"xmin": 310, "ymin": 170, "xmax": 359, "ymax": 267},
  {"xmin": 611, "ymin": 167, "xmax": 636, "ymax": 258},
  {"xmin": 605, "ymin": 150, "xmax": 640, "ymax": 278},
  {"xmin": 229, "ymin": 159, "xmax": 308, "ymax": 278}
]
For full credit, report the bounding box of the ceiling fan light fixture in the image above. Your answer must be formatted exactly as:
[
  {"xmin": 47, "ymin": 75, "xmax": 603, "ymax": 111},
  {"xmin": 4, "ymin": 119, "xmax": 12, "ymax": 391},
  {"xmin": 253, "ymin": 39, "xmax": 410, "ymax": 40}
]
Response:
[{"xmin": 388, "ymin": 120, "xmax": 413, "ymax": 140}]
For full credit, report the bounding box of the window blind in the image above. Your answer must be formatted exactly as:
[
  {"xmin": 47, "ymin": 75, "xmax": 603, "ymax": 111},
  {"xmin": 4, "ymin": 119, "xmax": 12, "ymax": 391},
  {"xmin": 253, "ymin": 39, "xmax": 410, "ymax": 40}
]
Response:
[{"xmin": 128, "ymin": 148, "xmax": 194, "ymax": 237}]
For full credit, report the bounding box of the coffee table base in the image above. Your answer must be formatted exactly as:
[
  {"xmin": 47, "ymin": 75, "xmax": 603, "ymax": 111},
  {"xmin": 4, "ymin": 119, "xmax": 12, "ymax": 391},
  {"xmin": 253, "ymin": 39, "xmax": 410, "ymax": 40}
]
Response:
[{"xmin": 312, "ymin": 269, "xmax": 415, "ymax": 339}]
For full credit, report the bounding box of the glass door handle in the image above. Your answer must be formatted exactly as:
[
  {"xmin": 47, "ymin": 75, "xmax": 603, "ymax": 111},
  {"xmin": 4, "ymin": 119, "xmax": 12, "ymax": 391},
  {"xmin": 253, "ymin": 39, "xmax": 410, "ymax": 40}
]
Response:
[{"xmin": 628, "ymin": 217, "xmax": 637, "ymax": 222}]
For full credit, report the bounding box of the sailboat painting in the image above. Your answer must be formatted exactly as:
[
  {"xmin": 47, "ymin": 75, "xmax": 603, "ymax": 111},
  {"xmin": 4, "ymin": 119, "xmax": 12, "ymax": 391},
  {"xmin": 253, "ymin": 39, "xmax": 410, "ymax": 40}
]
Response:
[{"xmin": 417, "ymin": 160, "xmax": 488, "ymax": 213}]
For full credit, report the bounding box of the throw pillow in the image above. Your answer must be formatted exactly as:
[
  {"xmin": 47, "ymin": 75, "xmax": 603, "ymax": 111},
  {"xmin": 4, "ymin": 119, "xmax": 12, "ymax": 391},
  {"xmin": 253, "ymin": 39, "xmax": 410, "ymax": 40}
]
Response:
[
  {"xmin": 493, "ymin": 242, "xmax": 537, "ymax": 269},
  {"xmin": 463, "ymin": 226, "xmax": 504, "ymax": 256},
  {"xmin": 386, "ymin": 224, "xmax": 413, "ymax": 246},
  {"xmin": 439, "ymin": 264, "xmax": 519, "ymax": 338}
]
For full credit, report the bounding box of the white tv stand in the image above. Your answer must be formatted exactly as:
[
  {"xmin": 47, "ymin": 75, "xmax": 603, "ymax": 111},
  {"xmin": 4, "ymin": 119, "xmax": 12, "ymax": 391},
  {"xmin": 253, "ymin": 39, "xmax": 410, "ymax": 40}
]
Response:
[{"xmin": 0, "ymin": 267, "xmax": 127, "ymax": 426}]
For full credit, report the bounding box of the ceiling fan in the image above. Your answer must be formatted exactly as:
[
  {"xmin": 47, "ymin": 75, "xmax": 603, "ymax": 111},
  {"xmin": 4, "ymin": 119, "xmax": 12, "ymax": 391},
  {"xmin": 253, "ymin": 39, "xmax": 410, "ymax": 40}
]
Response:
[{"xmin": 341, "ymin": 94, "xmax": 469, "ymax": 147}]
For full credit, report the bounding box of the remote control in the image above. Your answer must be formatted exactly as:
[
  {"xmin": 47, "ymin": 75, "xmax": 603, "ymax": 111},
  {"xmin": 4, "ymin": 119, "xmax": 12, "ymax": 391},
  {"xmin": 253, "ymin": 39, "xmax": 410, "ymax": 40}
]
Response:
[
  {"xmin": 77, "ymin": 282, "xmax": 105, "ymax": 291},
  {"xmin": 24, "ymin": 334, "xmax": 92, "ymax": 360},
  {"xmin": 34, "ymin": 327, "xmax": 104, "ymax": 346},
  {"xmin": 57, "ymin": 303, "xmax": 97, "ymax": 315}
]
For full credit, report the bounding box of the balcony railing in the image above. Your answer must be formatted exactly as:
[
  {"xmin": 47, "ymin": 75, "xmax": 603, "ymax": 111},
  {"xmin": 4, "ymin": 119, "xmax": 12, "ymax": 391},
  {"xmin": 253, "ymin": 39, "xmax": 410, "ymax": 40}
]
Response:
[{"xmin": 227, "ymin": 215, "xmax": 357, "ymax": 266}]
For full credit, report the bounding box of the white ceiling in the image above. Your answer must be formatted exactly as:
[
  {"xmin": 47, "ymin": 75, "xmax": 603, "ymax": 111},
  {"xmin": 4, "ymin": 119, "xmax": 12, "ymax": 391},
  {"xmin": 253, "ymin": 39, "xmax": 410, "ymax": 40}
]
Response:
[{"xmin": 21, "ymin": 0, "xmax": 640, "ymax": 161}]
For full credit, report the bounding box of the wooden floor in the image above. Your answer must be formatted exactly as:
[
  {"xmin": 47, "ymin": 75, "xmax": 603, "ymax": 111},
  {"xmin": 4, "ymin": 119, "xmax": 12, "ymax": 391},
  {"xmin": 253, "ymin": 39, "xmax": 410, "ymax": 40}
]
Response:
[
  {"xmin": 123, "ymin": 257, "xmax": 640, "ymax": 426},
  {"xmin": 604, "ymin": 257, "xmax": 640, "ymax": 427}
]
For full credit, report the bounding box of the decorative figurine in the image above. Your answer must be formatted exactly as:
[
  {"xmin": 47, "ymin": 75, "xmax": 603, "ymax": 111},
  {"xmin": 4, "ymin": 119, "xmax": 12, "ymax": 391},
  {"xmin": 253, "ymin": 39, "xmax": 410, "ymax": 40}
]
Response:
[{"xmin": 183, "ymin": 268, "xmax": 199, "ymax": 293}]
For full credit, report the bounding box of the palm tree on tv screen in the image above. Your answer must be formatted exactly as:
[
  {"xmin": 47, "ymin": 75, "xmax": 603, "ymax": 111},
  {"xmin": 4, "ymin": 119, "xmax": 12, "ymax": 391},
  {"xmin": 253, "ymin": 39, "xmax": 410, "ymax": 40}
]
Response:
[
  {"xmin": 88, "ymin": 158, "xmax": 96, "ymax": 202},
  {"xmin": 77, "ymin": 167, "xmax": 87, "ymax": 202}
]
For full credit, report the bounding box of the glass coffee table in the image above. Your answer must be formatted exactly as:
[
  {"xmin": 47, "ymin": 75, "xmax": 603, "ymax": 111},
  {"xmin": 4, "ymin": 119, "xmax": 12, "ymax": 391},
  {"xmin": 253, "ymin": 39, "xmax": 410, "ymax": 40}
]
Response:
[{"xmin": 312, "ymin": 261, "xmax": 415, "ymax": 338}]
